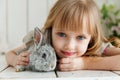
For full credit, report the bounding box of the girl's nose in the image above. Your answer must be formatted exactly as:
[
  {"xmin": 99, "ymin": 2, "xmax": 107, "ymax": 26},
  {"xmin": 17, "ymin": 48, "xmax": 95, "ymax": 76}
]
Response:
[{"xmin": 64, "ymin": 38, "xmax": 76, "ymax": 51}]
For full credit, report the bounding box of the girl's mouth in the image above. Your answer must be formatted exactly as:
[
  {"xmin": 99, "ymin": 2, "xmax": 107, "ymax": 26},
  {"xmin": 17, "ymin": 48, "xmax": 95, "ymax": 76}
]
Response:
[{"xmin": 61, "ymin": 51, "xmax": 75, "ymax": 56}]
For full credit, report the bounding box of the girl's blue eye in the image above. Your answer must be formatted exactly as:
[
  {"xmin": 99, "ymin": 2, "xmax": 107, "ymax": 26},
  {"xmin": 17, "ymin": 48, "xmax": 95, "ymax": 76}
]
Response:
[
  {"xmin": 57, "ymin": 32, "xmax": 66, "ymax": 37},
  {"xmin": 77, "ymin": 36, "xmax": 85, "ymax": 40}
]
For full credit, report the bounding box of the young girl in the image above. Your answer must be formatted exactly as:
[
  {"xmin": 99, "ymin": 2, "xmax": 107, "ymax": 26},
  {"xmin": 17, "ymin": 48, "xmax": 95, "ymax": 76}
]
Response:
[{"xmin": 6, "ymin": 0, "xmax": 120, "ymax": 71}]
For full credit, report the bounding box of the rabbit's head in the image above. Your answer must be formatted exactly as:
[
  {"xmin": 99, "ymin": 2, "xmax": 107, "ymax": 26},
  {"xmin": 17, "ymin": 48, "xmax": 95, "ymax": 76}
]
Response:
[{"xmin": 28, "ymin": 27, "xmax": 57, "ymax": 71}]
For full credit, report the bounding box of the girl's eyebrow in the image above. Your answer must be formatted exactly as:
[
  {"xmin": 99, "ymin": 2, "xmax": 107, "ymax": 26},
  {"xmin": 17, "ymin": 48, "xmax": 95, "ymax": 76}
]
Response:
[
  {"xmin": 54, "ymin": 28, "xmax": 90, "ymax": 36},
  {"xmin": 75, "ymin": 34, "xmax": 87, "ymax": 37},
  {"xmin": 73, "ymin": 32, "xmax": 89, "ymax": 36},
  {"xmin": 76, "ymin": 33, "xmax": 91, "ymax": 38}
]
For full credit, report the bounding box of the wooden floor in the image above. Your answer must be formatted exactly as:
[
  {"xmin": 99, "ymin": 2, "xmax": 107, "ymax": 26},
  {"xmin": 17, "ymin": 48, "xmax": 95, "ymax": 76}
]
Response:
[{"xmin": 1, "ymin": 55, "xmax": 120, "ymax": 80}]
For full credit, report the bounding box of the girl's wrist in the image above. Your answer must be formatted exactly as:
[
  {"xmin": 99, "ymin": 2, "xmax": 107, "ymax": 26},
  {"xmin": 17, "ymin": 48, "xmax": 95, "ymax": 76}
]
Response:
[
  {"xmin": 9, "ymin": 51, "xmax": 18, "ymax": 67},
  {"xmin": 74, "ymin": 57, "xmax": 86, "ymax": 70},
  {"xmin": 81, "ymin": 57, "xmax": 90, "ymax": 70},
  {"xmin": 77, "ymin": 56, "xmax": 95, "ymax": 70},
  {"xmin": 12, "ymin": 54, "xmax": 18, "ymax": 67}
]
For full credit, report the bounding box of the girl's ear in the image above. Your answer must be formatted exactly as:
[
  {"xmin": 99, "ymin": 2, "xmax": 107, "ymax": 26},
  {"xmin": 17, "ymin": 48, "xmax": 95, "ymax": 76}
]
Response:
[{"xmin": 34, "ymin": 27, "xmax": 42, "ymax": 48}]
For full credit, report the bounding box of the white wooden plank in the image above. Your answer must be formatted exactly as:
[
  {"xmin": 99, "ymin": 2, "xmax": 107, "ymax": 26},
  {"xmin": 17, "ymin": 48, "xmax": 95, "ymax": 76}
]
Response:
[
  {"xmin": 0, "ymin": 0, "xmax": 8, "ymax": 53},
  {"xmin": 0, "ymin": 67, "xmax": 56, "ymax": 79},
  {"xmin": 28, "ymin": 0, "xmax": 47, "ymax": 31},
  {"xmin": 56, "ymin": 77, "xmax": 120, "ymax": 80},
  {"xmin": 0, "ymin": 55, "xmax": 8, "ymax": 72},
  {"xmin": 113, "ymin": 71, "xmax": 120, "ymax": 75},
  {"xmin": 7, "ymin": 0, "xmax": 27, "ymax": 49},
  {"xmin": 57, "ymin": 70, "xmax": 119, "ymax": 78}
]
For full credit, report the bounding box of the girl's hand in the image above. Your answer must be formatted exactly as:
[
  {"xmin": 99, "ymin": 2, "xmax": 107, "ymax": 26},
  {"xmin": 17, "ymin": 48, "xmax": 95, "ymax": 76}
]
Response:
[
  {"xmin": 13, "ymin": 52, "xmax": 30, "ymax": 67},
  {"xmin": 57, "ymin": 57, "xmax": 84, "ymax": 71}
]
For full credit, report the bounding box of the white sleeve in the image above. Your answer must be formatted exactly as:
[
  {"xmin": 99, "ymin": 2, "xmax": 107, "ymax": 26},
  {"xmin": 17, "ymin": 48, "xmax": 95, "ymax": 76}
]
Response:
[
  {"xmin": 23, "ymin": 30, "xmax": 34, "ymax": 43},
  {"xmin": 100, "ymin": 42, "xmax": 113, "ymax": 54}
]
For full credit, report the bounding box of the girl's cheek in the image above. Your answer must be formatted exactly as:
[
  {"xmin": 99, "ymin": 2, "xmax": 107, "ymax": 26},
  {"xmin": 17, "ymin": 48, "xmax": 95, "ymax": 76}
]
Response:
[{"xmin": 79, "ymin": 45, "xmax": 88, "ymax": 54}]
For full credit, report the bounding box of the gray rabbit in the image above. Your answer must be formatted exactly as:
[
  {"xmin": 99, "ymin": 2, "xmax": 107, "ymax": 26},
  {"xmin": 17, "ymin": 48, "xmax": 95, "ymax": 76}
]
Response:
[{"xmin": 15, "ymin": 27, "xmax": 57, "ymax": 72}]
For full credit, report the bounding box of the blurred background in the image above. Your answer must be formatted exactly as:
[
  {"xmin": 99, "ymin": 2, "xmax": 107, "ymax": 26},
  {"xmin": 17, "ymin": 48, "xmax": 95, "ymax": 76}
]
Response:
[{"xmin": 0, "ymin": 0, "xmax": 120, "ymax": 54}]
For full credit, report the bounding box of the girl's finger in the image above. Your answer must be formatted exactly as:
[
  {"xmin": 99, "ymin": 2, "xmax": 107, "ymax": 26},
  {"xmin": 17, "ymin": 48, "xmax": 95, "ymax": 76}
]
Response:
[
  {"xmin": 20, "ymin": 52, "xmax": 30, "ymax": 57},
  {"xmin": 58, "ymin": 63, "xmax": 74, "ymax": 70},
  {"xmin": 59, "ymin": 68, "xmax": 75, "ymax": 71},
  {"xmin": 17, "ymin": 61, "xmax": 28, "ymax": 66},
  {"xmin": 58, "ymin": 63, "xmax": 75, "ymax": 71},
  {"xmin": 58, "ymin": 58, "xmax": 73, "ymax": 64},
  {"xmin": 19, "ymin": 57, "xmax": 29, "ymax": 62}
]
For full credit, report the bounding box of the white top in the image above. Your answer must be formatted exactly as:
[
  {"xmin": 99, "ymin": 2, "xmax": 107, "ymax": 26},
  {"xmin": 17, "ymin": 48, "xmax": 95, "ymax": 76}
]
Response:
[{"xmin": 100, "ymin": 42, "xmax": 113, "ymax": 54}]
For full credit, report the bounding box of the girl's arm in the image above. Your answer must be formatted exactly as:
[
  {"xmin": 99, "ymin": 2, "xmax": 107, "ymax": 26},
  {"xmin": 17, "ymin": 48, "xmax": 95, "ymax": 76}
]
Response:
[
  {"xmin": 84, "ymin": 47, "xmax": 120, "ymax": 70},
  {"xmin": 83, "ymin": 55, "xmax": 120, "ymax": 70},
  {"xmin": 58, "ymin": 47, "xmax": 120, "ymax": 71},
  {"xmin": 58, "ymin": 55, "xmax": 120, "ymax": 71},
  {"xmin": 5, "ymin": 44, "xmax": 29, "ymax": 67}
]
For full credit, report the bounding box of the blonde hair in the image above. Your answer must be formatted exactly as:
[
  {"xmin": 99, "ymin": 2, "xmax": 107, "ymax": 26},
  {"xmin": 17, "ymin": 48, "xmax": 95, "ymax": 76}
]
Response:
[{"xmin": 42, "ymin": 0, "xmax": 107, "ymax": 56}]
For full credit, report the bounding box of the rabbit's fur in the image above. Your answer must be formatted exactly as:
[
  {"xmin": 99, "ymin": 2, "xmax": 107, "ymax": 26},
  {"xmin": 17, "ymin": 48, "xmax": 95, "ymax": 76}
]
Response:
[{"xmin": 15, "ymin": 27, "xmax": 57, "ymax": 72}]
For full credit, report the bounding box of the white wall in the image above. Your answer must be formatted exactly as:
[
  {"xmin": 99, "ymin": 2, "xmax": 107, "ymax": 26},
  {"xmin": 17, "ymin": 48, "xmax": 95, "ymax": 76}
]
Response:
[
  {"xmin": 0, "ymin": 0, "xmax": 120, "ymax": 53},
  {"xmin": 94, "ymin": 0, "xmax": 120, "ymax": 8},
  {"xmin": 0, "ymin": 0, "xmax": 8, "ymax": 53}
]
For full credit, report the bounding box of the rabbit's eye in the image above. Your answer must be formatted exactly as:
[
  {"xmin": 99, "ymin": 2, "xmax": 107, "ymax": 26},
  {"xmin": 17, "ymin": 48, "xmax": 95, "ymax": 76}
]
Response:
[{"xmin": 42, "ymin": 53, "xmax": 46, "ymax": 58}]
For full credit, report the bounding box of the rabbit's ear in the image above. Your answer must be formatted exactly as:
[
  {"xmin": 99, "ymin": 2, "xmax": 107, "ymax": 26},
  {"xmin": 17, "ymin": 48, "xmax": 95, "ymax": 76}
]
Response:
[
  {"xmin": 44, "ymin": 28, "xmax": 52, "ymax": 44},
  {"xmin": 34, "ymin": 27, "xmax": 42, "ymax": 49}
]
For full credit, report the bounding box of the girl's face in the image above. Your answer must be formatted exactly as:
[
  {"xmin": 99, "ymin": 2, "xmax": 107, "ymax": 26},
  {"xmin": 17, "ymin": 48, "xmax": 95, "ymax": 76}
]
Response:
[{"xmin": 52, "ymin": 27, "xmax": 91, "ymax": 58}]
